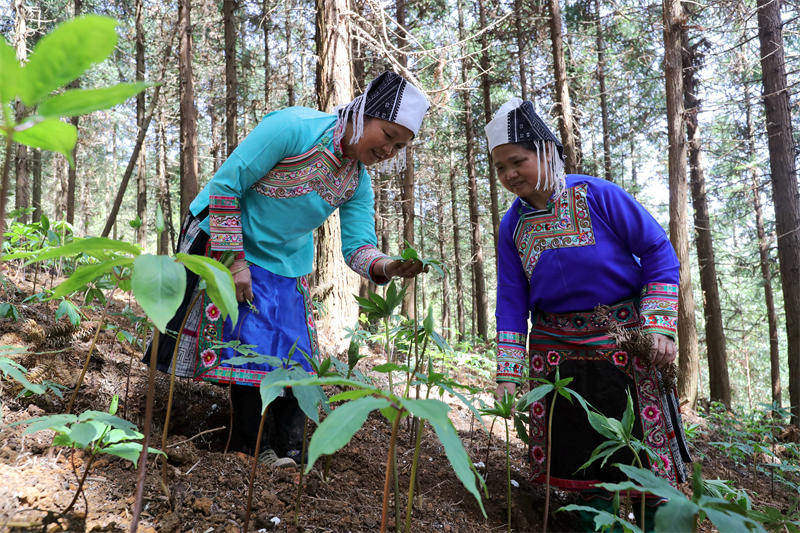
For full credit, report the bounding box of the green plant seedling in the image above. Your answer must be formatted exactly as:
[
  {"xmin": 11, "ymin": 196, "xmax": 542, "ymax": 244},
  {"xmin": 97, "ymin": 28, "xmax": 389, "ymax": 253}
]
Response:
[{"xmin": 14, "ymin": 395, "xmax": 164, "ymax": 515}]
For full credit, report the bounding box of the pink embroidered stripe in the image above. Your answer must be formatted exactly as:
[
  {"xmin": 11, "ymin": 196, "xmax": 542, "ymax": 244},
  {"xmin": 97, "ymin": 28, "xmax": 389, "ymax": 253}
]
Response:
[
  {"xmin": 640, "ymin": 282, "xmax": 678, "ymax": 338},
  {"xmin": 497, "ymin": 330, "xmax": 527, "ymax": 384},
  {"xmin": 209, "ymin": 195, "xmax": 244, "ymax": 253},
  {"xmin": 346, "ymin": 245, "xmax": 387, "ymax": 282}
]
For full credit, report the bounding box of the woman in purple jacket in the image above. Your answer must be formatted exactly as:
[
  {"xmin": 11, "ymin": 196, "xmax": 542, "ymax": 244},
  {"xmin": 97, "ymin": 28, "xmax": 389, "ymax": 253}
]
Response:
[{"xmin": 487, "ymin": 98, "xmax": 691, "ymax": 531}]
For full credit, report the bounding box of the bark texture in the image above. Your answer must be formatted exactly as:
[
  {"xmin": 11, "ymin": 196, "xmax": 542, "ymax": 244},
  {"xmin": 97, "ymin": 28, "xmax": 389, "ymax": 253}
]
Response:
[
  {"xmin": 179, "ymin": 0, "xmax": 199, "ymax": 220},
  {"xmin": 662, "ymin": 0, "xmax": 699, "ymax": 407},
  {"xmin": 756, "ymin": 0, "xmax": 800, "ymax": 422},
  {"xmin": 548, "ymin": 0, "xmax": 579, "ymax": 173},
  {"xmin": 224, "ymin": 0, "xmax": 239, "ymax": 155}
]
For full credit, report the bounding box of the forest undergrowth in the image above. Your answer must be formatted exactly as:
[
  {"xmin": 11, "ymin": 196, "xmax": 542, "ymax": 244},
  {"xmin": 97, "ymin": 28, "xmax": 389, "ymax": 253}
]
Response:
[{"xmin": 1, "ymin": 262, "xmax": 798, "ymax": 533}]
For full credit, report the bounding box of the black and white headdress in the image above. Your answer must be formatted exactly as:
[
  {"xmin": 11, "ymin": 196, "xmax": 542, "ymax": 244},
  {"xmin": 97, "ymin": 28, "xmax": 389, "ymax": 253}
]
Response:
[
  {"xmin": 334, "ymin": 71, "xmax": 430, "ymax": 172},
  {"xmin": 485, "ymin": 97, "xmax": 566, "ymax": 197}
]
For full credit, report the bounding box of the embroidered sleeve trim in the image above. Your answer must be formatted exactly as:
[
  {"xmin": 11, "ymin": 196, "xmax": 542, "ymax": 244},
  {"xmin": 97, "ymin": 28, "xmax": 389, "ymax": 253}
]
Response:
[
  {"xmin": 640, "ymin": 282, "xmax": 678, "ymax": 339},
  {"xmin": 497, "ymin": 330, "xmax": 527, "ymax": 384},
  {"xmin": 209, "ymin": 195, "xmax": 244, "ymax": 253},
  {"xmin": 346, "ymin": 245, "xmax": 388, "ymax": 284}
]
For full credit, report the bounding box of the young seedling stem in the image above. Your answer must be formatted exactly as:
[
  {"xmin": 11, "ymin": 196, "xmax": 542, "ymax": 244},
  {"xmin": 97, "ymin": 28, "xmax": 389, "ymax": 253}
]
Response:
[
  {"xmin": 294, "ymin": 418, "xmax": 309, "ymax": 527},
  {"xmin": 130, "ymin": 329, "xmax": 159, "ymax": 533},
  {"xmin": 67, "ymin": 286, "xmax": 117, "ymax": 414},
  {"xmin": 381, "ymin": 412, "xmax": 402, "ymax": 533},
  {"xmin": 542, "ymin": 391, "xmax": 558, "ymax": 533},
  {"xmin": 244, "ymin": 405, "xmax": 269, "ymax": 533}
]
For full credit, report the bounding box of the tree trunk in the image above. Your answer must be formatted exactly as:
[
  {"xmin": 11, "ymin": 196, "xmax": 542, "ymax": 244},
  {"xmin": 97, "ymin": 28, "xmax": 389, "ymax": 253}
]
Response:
[
  {"xmin": 548, "ymin": 0, "xmax": 579, "ymax": 174},
  {"xmin": 478, "ymin": 0, "xmax": 500, "ymax": 261},
  {"xmin": 285, "ymin": 0, "xmax": 295, "ymax": 107},
  {"xmin": 135, "ymin": 0, "xmax": 147, "ymax": 248},
  {"xmin": 513, "ymin": 0, "xmax": 528, "ymax": 101},
  {"xmin": 66, "ymin": 0, "xmax": 82, "ymax": 226},
  {"xmin": 448, "ymin": 136, "xmax": 465, "ymax": 341},
  {"xmin": 156, "ymin": 106, "xmax": 173, "ymax": 255},
  {"xmin": 224, "ymin": 0, "xmax": 239, "ymax": 155},
  {"xmin": 379, "ymin": 178, "xmax": 389, "ymax": 253},
  {"xmin": 395, "ymin": 0, "xmax": 416, "ymax": 319},
  {"xmin": 263, "ymin": 0, "xmax": 270, "ymax": 108},
  {"xmin": 743, "ymin": 79, "xmax": 781, "ymax": 410},
  {"xmin": 594, "ymin": 0, "xmax": 612, "ymax": 182},
  {"xmin": 13, "ymin": 0, "xmax": 29, "ymax": 222},
  {"xmin": 457, "ymin": 0, "xmax": 488, "ymax": 340},
  {"xmin": 437, "ymin": 190, "xmax": 451, "ymax": 341},
  {"xmin": 682, "ymin": 33, "xmax": 731, "ymax": 407},
  {"xmin": 31, "ymin": 150, "xmax": 41, "ymax": 222},
  {"xmin": 179, "ymin": 0, "xmax": 199, "ymax": 221},
  {"xmin": 756, "ymin": 0, "xmax": 800, "ymax": 423},
  {"xmin": 314, "ymin": 0, "xmax": 357, "ymax": 349},
  {"xmin": 663, "ymin": 0, "xmax": 699, "ymax": 407}
]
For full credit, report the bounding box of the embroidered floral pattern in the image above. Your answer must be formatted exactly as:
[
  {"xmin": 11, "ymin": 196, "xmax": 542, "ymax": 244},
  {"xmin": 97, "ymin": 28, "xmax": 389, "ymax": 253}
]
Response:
[
  {"xmin": 612, "ymin": 351, "xmax": 628, "ymax": 367},
  {"xmin": 209, "ymin": 195, "xmax": 244, "ymax": 252},
  {"xmin": 513, "ymin": 184, "xmax": 595, "ymax": 279},
  {"xmin": 496, "ymin": 330, "xmax": 527, "ymax": 384},
  {"xmin": 346, "ymin": 245, "xmax": 388, "ymax": 282},
  {"xmin": 251, "ymin": 141, "xmax": 360, "ymax": 207},
  {"xmin": 205, "ymin": 303, "xmax": 220, "ymax": 322},
  {"xmin": 640, "ymin": 282, "xmax": 678, "ymax": 338},
  {"xmin": 201, "ymin": 349, "xmax": 218, "ymax": 368},
  {"xmin": 532, "ymin": 401, "xmax": 545, "ymax": 418},
  {"xmin": 297, "ymin": 276, "xmax": 320, "ymax": 363}
]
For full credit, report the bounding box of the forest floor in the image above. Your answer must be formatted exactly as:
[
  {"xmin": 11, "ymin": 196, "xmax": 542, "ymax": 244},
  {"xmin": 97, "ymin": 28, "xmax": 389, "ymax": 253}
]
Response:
[{"xmin": 0, "ymin": 267, "xmax": 797, "ymax": 532}]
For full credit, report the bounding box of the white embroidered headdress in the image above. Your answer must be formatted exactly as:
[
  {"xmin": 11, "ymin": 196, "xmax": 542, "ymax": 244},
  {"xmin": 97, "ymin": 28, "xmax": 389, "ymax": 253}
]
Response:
[{"xmin": 485, "ymin": 97, "xmax": 566, "ymax": 198}]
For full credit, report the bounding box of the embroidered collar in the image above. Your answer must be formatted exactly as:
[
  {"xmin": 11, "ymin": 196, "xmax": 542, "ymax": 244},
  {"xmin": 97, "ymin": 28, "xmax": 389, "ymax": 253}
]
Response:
[{"xmin": 517, "ymin": 188, "xmax": 564, "ymax": 215}]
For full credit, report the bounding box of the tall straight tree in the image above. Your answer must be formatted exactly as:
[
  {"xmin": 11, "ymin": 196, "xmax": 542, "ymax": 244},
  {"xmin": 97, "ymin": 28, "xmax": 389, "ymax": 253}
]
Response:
[
  {"xmin": 224, "ymin": 0, "xmax": 239, "ymax": 155},
  {"xmin": 135, "ymin": 0, "xmax": 147, "ymax": 248},
  {"xmin": 594, "ymin": 0, "xmax": 612, "ymax": 182},
  {"xmin": 263, "ymin": 0, "xmax": 270, "ymax": 108},
  {"xmin": 13, "ymin": 0, "xmax": 29, "ymax": 222},
  {"xmin": 31, "ymin": 150, "xmax": 41, "ymax": 221},
  {"xmin": 513, "ymin": 0, "xmax": 528, "ymax": 100},
  {"xmin": 548, "ymin": 0, "xmax": 578, "ymax": 173},
  {"xmin": 285, "ymin": 0, "xmax": 295, "ymax": 106},
  {"xmin": 66, "ymin": 0, "xmax": 82, "ymax": 225},
  {"xmin": 396, "ymin": 0, "xmax": 416, "ymax": 319},
  {"xmin": 682, "ymin": 33, "xmax": 731, "ymax": 406},
  {"xmin": 743, "ymin": 77, "xmax": 781, "ymax": 409},
  {"xmin": 756, "ymin": 0, "xmax": 800, "ymax": 422},
  {"xmin": 179, "ymin": 0, "xmax": 199, "ymax": 220},
  {"xmin": 457, "ymin": 0, "xmax": 488, "ymax": 340},
  {"xmin": 314, "ymin": 0, "xmax": 358, "ymax": 345},
  {"xmin": 662, "ymin": 0, "xmax": 699, "ymax": 407},
  {"xmin": 448, "ymin": 133, "xmax": 465, "ymax": 341},
  {"xmin": 477, "ymin": 0, "xmax": 500, "ymax": 258}
]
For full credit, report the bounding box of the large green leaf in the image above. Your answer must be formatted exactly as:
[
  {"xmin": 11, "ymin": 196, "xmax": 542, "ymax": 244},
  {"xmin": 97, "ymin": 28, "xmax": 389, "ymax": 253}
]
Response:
[
  {"xmin": 259, "ymin": 368, "xmax": 293, "ymax": 414},
  {"xmin": 175, "ymin": 253, "xmax": 238, "ymax": 326},
  {"xmin": 20, "ymin": 16, "xmax": 118, "ymax": 106},
  {"xmin": 21, "ymin": 413, "xmax": 78, "ymax": 435},
  {"xmin": 68, "ymin": 421, "xmax": 102, "ymax": 448},
  {"xmin": 38, "ymin": 82, "xmax": 152, "ymax": 117},
  {"xmin": 558, "ymin": 504, "xmax": 643, "ymax": 533},
  {"xmin": 77, "ymin": 410, "xmax": 138, "ymax": 432},
  {"xmin": 304, "ymin": 396, "xmax": 389, "ymax": 473},
  {"xmin": 291, "ymin": 382, "xmax": 327, "ymax": 424},
  {"xmin": 131, "ymin": 254, "xmax": 186, "ymax": 332},
  {"xmin": 0, "ymin": 38, "xmax": 20, "ymax": 104},
  {"xmin": 653, "ymin": 498, "xmax": 698, "ymax": 532},
  {"xmin": 102, "ymin": 442, "xmax": 164, "ymax": 466},
  {"xmin": 516, "ymin": 383, "xmax": 553, "ymax": 410},
  {"xmin": 50, "ymin": 257, "xmax": 132, "ymax": 299},
  {"xmin": 12, "ymin": 119, "xmax": 77, "ymax": 164},
  {"xmin": 402, "ymin": 398, "xmax": 486, "ymax": 515}
]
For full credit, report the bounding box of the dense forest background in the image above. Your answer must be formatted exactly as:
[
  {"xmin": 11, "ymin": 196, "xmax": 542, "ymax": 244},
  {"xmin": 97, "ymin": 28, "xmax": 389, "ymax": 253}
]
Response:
[{"xmin": 1, "ymin": 0, "xmax": 799, "ymax": 416}]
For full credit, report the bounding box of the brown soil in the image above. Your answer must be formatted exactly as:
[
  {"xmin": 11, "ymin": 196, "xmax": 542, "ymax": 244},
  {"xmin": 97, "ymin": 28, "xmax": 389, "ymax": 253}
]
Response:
[{"xmin": 0, "ymin": 267, "xmax": 796, "ymax": 532}]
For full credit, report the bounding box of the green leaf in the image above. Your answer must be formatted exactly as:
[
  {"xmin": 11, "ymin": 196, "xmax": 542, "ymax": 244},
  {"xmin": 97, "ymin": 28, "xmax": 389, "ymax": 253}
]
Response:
[
  {"xmin": 51, "ymin": 257, "xmax": 131, "ymax": 299},
  {"xmin": 305, "ymin": 396, "xmax": 390, "ymax": 473},
  {"xmin": 21, "ymin": 413, "xmax": 78, "ymax": 435},
  {"xmin": 20, "ymin": 16, "xmax": 118, "ymax": 106},
  {"xmin": 517, "ymin": 383, "xmax": 553, "ymax": 410},
  {"xmin": 373, "ymin": 362, "xmax": 411, "ymax": 374},
  {"xmin": 423, "ymin": 305, "xmax": 434, "ymax": 334},
  {"xmin": 700, "ymin": 500, "xmax": 766, "ymax": 533},
  {"xmin": 55, "ymin": 299, "xmax": 81, "ymax": 326},
  {"xmin": 131, "ymin": 254, "xmax": 186, "ymax": 332},
  {"xmin": 38, "ymin": 82, "xmax": 152, "ymax": 117},
  {"xmin": 259, "ymin": 368, "xmax": 293, "ymax": 414},
  {"xmin": 13, "ymin": 119, "xmax": 77, "ymax": 164},
  {"xmin": 102, "ymin": 442, "xmax": 141, "ymax": 465},
  {"xmin": 616, "ymin": 463, "xmax": 687, "ymax": 501},
  {"xmin": 13, "ymin": 236, "xmax": 139, "ymax": 264},
  {"xmin": 103, "ymin": 428, "xmax": 143, "ymax": 444},
  {"xmin": 291, "ymin": 383, "xmax": 327, "ymax": 424},
  {"xmin": 40, "ymin": 214, "xmax": 50, "ymax": 232},
  {"xmin": 621, "ymin": 390, "xmax": 635, "ymax": 439},
  {"xmin": 654, "ymin": 498, "xmax": 699, "ymax": 532},
  {"xmin": 175, "ymin": 253, "xmax": 238, "ymax": 326},
  {"xmin": 68, "ymin": 421, "xmax": 102, "ymax": 448},
  {"xmin": 0, "ymin": 38, "xmax": 20, "ymax": 105},
  {"xmin": 558, "ymin": 504, "xmax": 643, "ymax": 533},
  {"xmin": 329, "ymin": 389, "xmax": 375, "ymax": 403},
  {"xmin": 77, "ymin": 411, "xmax": 138, "ymax": 432},
  {"xmin": 401, "ymin": 398, "xmax": 485, "ymax": 516}
]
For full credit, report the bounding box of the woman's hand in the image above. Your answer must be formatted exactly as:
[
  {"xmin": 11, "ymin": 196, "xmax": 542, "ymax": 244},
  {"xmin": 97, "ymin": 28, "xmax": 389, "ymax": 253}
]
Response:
[
  {"xmin": 649, "ymin": 332, "xmax": 676, "ymax": 368},
  {"xmin": 384, "ymin": 258, "xmax": 428, "ymax": 278},
  {"xmin": 230, "ymin": 260, "xmax": 254, "ymax": 302}
]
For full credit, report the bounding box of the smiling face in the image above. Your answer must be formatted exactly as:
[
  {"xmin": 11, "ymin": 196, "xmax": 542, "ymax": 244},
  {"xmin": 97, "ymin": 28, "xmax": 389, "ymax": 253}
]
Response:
[
  {"xmin": 491, "ymin": 142, "xmax": 555, "ymax": 208},
  {"xmin": 342, "ymin": 117, "xmax": 414, "ymax": 166}
]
